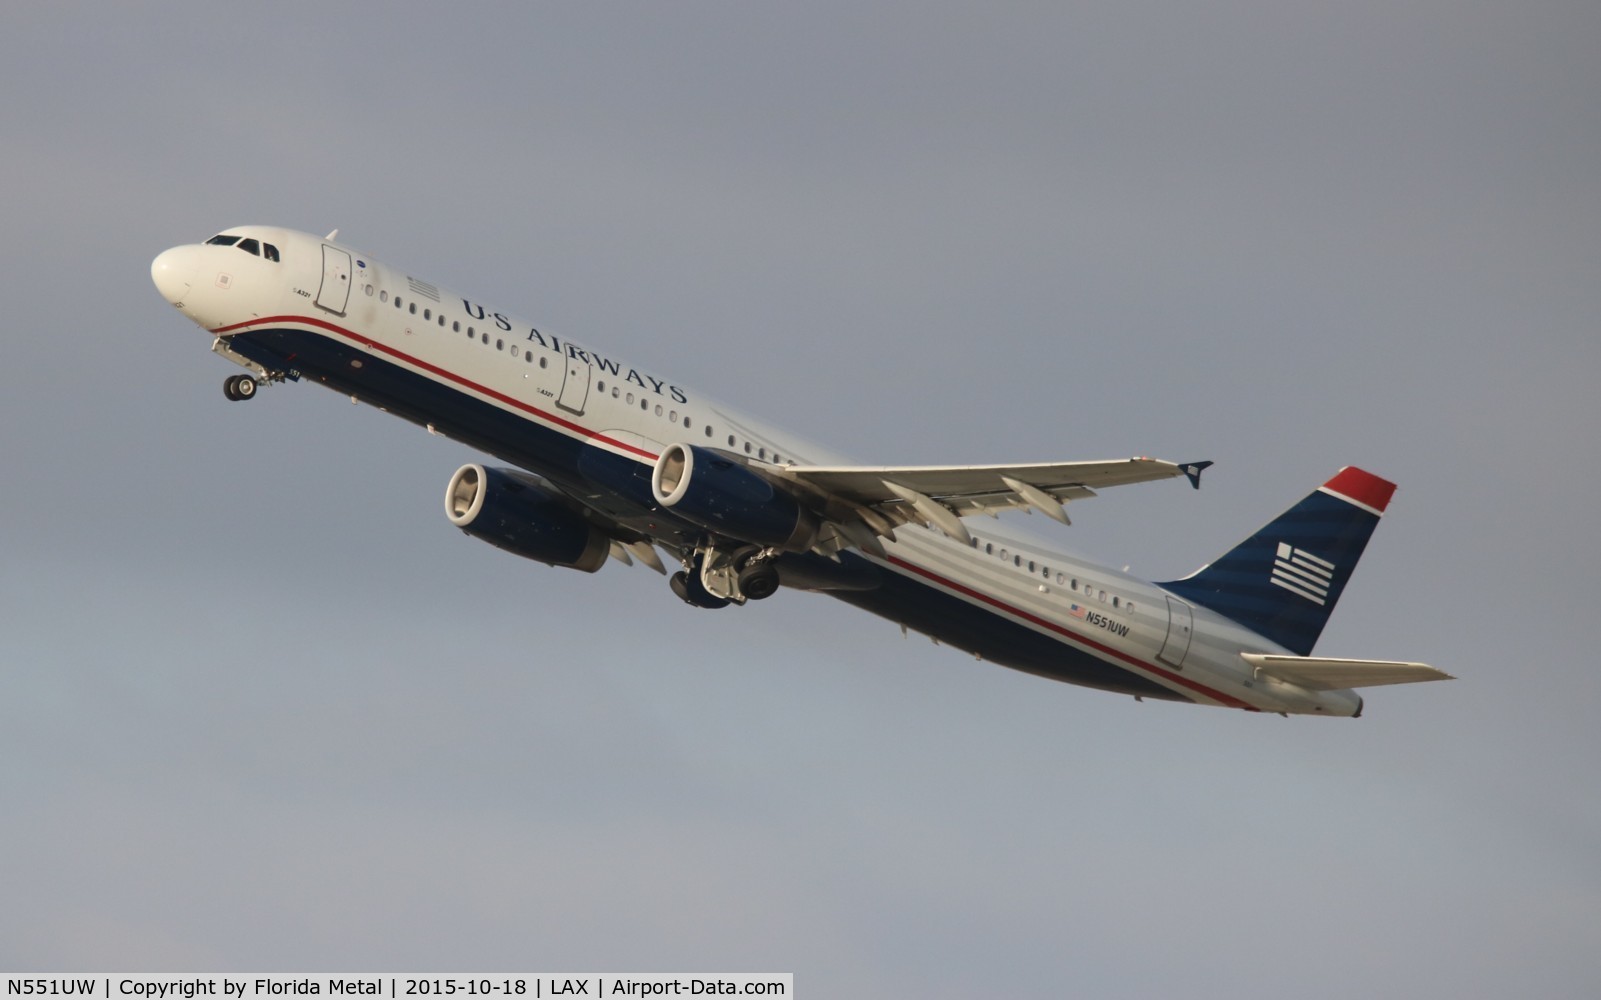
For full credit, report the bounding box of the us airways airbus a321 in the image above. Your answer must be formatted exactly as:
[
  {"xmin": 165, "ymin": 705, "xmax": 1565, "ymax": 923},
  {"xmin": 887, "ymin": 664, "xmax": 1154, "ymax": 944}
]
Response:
[{"xmin": 151, "ymin": 226, "xmax": 1449, "ymax": 716}]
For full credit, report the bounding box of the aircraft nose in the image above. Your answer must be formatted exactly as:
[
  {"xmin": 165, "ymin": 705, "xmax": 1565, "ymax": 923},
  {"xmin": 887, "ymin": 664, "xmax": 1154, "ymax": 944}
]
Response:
[{"xmin": 151, "ymin": 246, "xmax": 198, "ymax": 306}]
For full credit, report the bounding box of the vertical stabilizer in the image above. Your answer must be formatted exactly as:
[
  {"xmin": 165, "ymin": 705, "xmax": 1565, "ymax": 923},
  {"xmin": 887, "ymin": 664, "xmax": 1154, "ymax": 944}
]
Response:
[{"xmin": 1159, "ymin": 467, "xmax": 1396, "ymax": 655}]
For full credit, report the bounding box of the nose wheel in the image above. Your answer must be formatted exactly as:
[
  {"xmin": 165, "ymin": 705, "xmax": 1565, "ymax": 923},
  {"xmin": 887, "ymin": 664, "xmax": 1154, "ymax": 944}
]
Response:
[{"xmin": 223, "ymin": 374, "xmax": 258, "ymax": 401}]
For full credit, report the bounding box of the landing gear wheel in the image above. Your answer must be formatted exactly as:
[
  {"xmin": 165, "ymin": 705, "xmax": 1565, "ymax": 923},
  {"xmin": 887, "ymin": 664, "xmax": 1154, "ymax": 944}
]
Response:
[
  {"xmin": 224, "ymin": 374, "xmax": 258, "ymax": 401},
  {"xmin": 737, "ymin": 561, "xmax": 781, "ymax": 601},
  {"xmin": 670, "ymin": 570, "xmax": 730, "ymax": 609}
]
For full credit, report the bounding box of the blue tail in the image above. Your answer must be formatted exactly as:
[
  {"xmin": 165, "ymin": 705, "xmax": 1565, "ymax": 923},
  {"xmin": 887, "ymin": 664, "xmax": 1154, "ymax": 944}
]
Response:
[{"xmin": 1159, "ymin": 467, "xmax": 1397, "ymax": 656}]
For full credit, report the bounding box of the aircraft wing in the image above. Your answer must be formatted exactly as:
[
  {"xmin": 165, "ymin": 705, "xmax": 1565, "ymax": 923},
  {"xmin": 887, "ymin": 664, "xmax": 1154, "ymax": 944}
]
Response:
[
  {"xmin": 1240, "ymin": 653, "xmax": 1454, "ymax": 690},
  {"xmin": 770, "ymin": 456, "xmax": 1210, "ymax": 553}
]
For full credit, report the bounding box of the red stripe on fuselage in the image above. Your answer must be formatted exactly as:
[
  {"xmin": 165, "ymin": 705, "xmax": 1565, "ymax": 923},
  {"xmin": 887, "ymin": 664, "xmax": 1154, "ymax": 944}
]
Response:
[
  {"xmin": 215, "ymin": 314, "xmax": 1257, "ymax": 710},
  {"xmin": 885, "ymin": 555, "xmax": 1257, "ymax": 709},
  {"xmin": 212, "ymin": 314, "xmax": 660, "ymax": 461}
]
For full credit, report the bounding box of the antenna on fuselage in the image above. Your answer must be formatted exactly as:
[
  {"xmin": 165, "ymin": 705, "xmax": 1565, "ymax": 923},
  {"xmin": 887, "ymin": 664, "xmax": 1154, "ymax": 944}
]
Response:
[{"xmin": 324, "ymin": 228, "xmax": 339, "ymax": 240}]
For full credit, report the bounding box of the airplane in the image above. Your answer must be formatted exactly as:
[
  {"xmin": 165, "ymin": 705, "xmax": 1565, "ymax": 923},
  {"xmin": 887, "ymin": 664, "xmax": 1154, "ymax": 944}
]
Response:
[{"xmin": 151, "ymin": 226, "xmax": 1450, "ymax": 717}]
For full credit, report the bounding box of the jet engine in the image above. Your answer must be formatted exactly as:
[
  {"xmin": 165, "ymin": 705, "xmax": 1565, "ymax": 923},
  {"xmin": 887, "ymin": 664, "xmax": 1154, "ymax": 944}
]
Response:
[
  {"xmin": 445, "ymin": 464, "xmax": 609, "ymax": 572},
  {"xmin": 651, "ymin": 443, "xmax": 817, "ymax": 551}
]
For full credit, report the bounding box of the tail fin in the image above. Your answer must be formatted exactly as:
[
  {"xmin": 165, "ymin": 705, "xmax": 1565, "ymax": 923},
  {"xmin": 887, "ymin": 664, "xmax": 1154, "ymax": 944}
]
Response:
[{"xmin": 1159, "ymin": 467, "xmax": 1397, "ymax": 656}]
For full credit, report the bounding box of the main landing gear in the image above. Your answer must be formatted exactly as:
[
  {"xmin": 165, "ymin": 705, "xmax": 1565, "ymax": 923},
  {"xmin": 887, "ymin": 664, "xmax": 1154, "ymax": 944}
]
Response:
[
  {"xmin": 738, "ymin": 559, "xmax": 781, "ymax": 601},
  {"xmin": 670, "ymin": 567, "xmax": 731, "ymax": 609},
  {"xmin": 671, "ymin": 543, "xmax": 781, "ymax": 609}
]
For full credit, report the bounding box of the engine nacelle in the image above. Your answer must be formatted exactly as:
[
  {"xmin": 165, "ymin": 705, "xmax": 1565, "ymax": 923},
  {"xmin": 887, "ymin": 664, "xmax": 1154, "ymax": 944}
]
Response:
[
  {"xmin": 445, "ymin": 464, "xmax": 609, "ymax": 572},
  {"xmin": 651, "ymin": 443, "xmax": 817, "ymax": 551}
]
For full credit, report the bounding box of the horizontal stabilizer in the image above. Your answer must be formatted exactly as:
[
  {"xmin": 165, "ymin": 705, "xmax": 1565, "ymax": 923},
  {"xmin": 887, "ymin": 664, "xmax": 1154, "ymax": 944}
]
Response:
[{"xmin": 1241, "ymin": 653, "xmax": 1454, "ymax": 690}]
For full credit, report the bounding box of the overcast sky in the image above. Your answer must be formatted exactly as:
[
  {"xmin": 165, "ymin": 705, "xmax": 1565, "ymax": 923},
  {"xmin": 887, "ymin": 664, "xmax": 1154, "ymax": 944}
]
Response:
[{"xmin": 2, "ymin": 3, "xmax": 1598, "ymax": 996}]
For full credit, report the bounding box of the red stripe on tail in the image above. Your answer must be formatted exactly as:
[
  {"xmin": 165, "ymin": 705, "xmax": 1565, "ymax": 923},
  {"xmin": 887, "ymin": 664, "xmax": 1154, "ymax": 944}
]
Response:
[{"xmin": 1323, "ymin": 467, "xmax": 1396, "ymax": 514}]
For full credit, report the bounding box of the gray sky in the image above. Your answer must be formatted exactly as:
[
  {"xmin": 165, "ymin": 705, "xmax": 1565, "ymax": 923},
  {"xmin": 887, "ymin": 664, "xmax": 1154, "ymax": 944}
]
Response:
[{"xmin": 3, "ymin": 2, "xmax": 1598, "ymax": 996}]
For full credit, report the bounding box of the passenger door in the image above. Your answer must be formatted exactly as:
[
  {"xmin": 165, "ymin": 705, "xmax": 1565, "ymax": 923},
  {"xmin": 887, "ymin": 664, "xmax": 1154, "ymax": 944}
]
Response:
[
  {"xmin": 316, "ymin": 245, "xmax": 352, "ymax": 315},
  {"xmin": 556, "ymin": 355, "xmax": 591, "ymax": 415},
  {"xmin": 1159, "ymin": 595, "xmax": 1194, "ymax": 669}
]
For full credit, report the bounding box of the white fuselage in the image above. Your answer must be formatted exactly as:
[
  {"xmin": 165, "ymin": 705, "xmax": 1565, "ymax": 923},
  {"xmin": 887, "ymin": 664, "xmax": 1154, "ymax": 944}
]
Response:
[{"xmin": 152, "ymin": 226, "xmax": 1363, "ymax": 717}]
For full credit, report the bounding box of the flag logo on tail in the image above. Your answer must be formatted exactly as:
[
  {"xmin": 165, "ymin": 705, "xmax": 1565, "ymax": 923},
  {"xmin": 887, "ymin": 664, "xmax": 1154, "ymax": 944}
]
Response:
[{"xmin": 1271, "ymin": 543, "xmax": 1334, "ymax": 605}]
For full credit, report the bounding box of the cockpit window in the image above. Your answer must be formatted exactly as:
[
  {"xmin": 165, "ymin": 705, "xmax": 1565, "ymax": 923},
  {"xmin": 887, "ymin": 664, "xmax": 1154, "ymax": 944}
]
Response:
[{"xmin": 203, "ymin": 233, "xmax": 280, "ymax": 261}]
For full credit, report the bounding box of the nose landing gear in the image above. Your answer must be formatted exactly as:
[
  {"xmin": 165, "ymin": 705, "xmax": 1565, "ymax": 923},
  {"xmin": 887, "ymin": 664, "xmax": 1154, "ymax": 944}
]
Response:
[{"xmin": 223, "ymin": 374, "xmax": 258, "ymax": 401}]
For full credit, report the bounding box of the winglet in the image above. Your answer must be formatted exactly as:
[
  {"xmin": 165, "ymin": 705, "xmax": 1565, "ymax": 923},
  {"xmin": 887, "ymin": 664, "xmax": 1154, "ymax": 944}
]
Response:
[{"xmin": 1181, "ymin": 461, "xmax": 1213, "ymax": 490}]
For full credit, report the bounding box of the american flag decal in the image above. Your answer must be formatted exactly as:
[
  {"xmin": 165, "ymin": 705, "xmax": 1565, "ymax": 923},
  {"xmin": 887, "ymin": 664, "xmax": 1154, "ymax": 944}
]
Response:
[
  {"xmin": 1271, "ymin": 542, "xmax": 1334, "ymax": 605},
  {"xmin": 407, "ymin": 276, "xmax": 441, "ymax": 301}
]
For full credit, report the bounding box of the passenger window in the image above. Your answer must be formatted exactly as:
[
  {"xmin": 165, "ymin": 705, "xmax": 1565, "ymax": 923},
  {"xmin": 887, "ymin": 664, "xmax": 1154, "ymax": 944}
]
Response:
[
  {"xmin": 395, "ymin": 297, "xmax": 403, "ymax": 309},
  {"xmin": 263, "ymin": 243, "xmax": 280, "ymax": 262},
  {"xmin": 511, "ymin": 347, "xmax": 520, "ymax": 358},
  {"xmin": 704, "ymin": 426, "xmax": 713, "ymax": 437},
  {"xmin": 684, "ymin": 417, "xmax": 693, "ymax": 429},
  {"xmin": 380, "ymin": 290, "xmax": 388, "ymax": 303},
  {"xmin": 409, "ymin": 303, "xmax": 417, "ymax": 315},
  {"xmin": 438, "ymin": 315, "xmax": 446, "ymax": 327},
  {"xmin": 423, "ymin": 308, "xmax": 431, "ymax": 320},
  {"xmin": 453, "ymin": 321, "xmax": 460, "ymax": 332},
  {"xmin": 237, "ymin": 238, "xmax": 261, "ymax": 256},
  {"xmin": 744, "ymin": 442, "xmax": 752, "ymax": 454},
  {"xmin": 496, "ymin": 339, "xmax": 504, "ymax": 350}
]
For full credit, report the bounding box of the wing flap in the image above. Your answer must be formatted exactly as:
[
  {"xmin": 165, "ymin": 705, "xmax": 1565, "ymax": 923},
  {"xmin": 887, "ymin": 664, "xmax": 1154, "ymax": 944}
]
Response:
[
  {"xmin": 1241, "ymin": 653, "xmax": 1454, "ymax": 690},
  {"xmin": 782, "ymin": 456, "xmax": 1189, "ymax": 506},
  {"xmin": 751, "ymin": 456, "xmax": 1207, "ymax": 554}
]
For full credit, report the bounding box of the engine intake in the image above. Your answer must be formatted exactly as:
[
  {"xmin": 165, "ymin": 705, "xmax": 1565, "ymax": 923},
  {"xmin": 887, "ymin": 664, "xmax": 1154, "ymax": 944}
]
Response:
[
  {"xmin": 651, "ymin": 443, "xmax": 816, "ymax": 551},
  {"xmin": 445, "ymin": 464, "xmax": 609, "ymax": 572}
]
